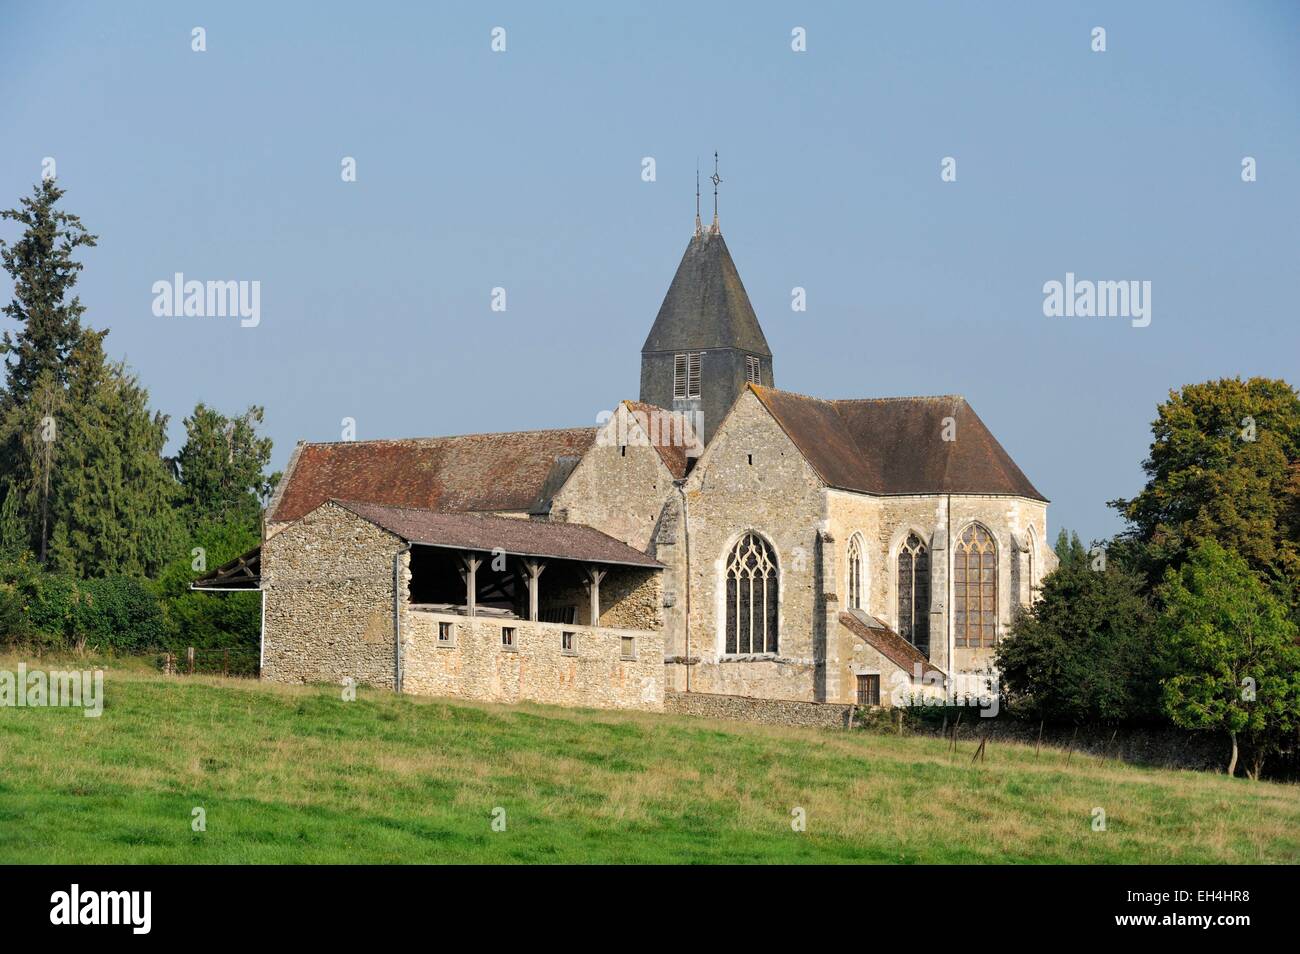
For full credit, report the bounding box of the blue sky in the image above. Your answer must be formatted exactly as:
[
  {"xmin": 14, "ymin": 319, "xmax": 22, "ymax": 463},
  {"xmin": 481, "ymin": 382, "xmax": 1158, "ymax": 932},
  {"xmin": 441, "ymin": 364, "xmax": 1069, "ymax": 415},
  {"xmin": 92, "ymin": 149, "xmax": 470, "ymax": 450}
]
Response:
[{"xmin": 2, "ymin": 1, "xmax": 1298, "ymax": 545}]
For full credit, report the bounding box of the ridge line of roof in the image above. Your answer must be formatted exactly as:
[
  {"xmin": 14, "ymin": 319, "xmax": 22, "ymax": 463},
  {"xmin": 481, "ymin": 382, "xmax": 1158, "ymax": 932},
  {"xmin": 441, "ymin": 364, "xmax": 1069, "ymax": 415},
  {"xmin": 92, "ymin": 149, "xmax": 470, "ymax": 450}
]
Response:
[{"xmin": 299, "ymin": 425, "xmax": 597, "ymax": 448}]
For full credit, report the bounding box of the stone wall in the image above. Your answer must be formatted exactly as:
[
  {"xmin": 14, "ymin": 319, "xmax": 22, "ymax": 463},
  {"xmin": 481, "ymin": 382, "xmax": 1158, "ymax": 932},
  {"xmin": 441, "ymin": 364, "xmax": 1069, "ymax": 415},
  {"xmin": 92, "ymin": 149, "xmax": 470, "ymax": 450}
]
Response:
[
  {"xmin": 664, "ymin": 690, "xmax": 853, "ymax": 729},
  {"xmin": 402, "ymin": 611, "xmax": 665, "ymax": 710},
  {"xmin": 826, "ymin": 490, "xmax": 1054, "ymax": 683},
  {"xmin": 551, "ymin": 403, "xmax": 677, "ymax": 553},
  {"xmin": 674, "ymin": 389, "xmax": 827, "ymax": 701},
  {"xmin": 261, "ymin": 501, "xmax": 406, "ymax": 688}
]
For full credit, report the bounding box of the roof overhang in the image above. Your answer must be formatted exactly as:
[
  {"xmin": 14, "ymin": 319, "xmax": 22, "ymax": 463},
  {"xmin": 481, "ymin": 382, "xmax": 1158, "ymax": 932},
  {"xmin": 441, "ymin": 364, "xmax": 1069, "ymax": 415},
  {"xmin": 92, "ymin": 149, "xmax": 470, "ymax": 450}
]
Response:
[
  {"xmin": 334, "ymin": 500, "xmax": 664, "ymax": 570},
  {"xmin": 190, "ymin": 546, "xmax": 262, "ymax": 591}
]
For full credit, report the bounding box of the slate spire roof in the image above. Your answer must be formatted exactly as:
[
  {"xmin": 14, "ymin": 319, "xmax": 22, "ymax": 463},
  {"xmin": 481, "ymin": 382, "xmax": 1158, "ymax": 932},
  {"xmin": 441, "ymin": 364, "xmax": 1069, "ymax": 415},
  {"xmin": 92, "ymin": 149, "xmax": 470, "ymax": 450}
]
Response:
[{"xmin": 640, "ymin": 230, "xmax": 771, "ymax": 357}]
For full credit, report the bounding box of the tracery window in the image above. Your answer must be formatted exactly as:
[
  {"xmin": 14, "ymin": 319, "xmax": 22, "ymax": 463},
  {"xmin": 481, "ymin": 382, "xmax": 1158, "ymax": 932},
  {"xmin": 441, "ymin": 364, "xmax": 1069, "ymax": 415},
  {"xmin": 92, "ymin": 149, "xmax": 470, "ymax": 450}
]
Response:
[
  {"xmin": 897, "ymin": 533, "xmax": 930, "ymax": 655},
  {"xmin": 954, "ymin": 524, "xmax": 997, "ymax": 648},
  {"xmin": 847, "ymin": 534, "xmax": 865, "ymax": 611},
  {"xmin": 725, "ymin": 532, "xmax": 779, "ymax": 654}
]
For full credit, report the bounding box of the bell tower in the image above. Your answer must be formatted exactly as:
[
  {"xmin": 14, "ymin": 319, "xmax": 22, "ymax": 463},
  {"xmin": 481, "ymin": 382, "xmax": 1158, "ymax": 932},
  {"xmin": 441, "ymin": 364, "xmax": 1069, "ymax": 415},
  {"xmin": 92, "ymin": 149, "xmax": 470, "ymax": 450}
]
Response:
[{"xmin": 639, "ymin": 155, "xmax": 773, "ymax": 445}]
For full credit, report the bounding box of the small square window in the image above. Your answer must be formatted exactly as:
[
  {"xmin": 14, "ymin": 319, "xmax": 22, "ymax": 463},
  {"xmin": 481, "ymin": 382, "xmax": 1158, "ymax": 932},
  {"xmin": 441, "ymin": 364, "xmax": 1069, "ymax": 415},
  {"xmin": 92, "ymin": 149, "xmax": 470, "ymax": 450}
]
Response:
[
  {"xmin": 501, "ymin": 627, "xmax": 517, "ymax": 650},
  {"xmin": 620, "ymin": 636, "xmax": 636, "ymax": 660},
  {"xmin": 561, "ymin": 631, "xmax": 577, "ymax": 655},
  {"xmin": 437, "ymin": 621, "xmax": 455, "ymax": 645}
]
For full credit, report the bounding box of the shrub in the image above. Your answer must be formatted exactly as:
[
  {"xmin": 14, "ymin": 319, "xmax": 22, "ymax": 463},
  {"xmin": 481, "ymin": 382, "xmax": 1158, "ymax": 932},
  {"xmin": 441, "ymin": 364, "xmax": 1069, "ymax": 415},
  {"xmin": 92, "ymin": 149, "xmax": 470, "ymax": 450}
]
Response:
[{"xmin": 72, "ymin": 577, "xmax": 167, "ymax": 653}]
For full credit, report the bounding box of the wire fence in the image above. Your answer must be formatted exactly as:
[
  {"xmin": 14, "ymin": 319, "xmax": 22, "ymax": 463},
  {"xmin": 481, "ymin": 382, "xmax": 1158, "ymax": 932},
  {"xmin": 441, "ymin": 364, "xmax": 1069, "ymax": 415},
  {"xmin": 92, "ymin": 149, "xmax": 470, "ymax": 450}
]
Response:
[{"xmin": 159, "ymin": 647, "xmax": 259, "ymax": 678}]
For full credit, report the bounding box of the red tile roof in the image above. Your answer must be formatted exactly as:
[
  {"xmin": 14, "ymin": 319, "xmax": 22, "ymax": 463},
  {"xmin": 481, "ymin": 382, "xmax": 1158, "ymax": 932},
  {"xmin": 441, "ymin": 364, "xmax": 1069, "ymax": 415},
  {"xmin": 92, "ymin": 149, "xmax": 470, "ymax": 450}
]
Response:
[
  {"xmin": 840, "ymin": 611, "xmax": 944, "ymax": 681},
  {"xmin": 620, "ymin": 400, "xmax": 699, "ymax": 479},
  {"xmin": 752, "ymin": 387, "xmax": 1046, "ymax": 501},
  {"xmin": 334, "ymin": 500, "xmax": 663, "ymax": 568},
  {"xmin": 269, "ymin": 427, "xmax": 598, "ymax": 523}
]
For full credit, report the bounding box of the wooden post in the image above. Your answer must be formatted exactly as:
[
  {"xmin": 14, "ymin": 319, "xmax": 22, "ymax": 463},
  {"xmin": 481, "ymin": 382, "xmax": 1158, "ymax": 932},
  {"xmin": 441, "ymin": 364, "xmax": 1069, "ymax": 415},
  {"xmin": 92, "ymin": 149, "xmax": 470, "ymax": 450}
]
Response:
[
  {"xmin": 460, "ymin": 553, "xmax": 483, "ymax": 618},
  {"xmin": 223, "ymin": 648, "xmax": 229, "ymax": 677},
  {"xmin": 584, "ymin": 565, "xmax": 607, "ymax": 627},
  {"xmin": 1066, "ymin": 725, "xmax": 1079, "ymax": 765},
  {"xmin": 950, "ymin": 710, "xmax": 963, "ymax": 753},
  {"xmin": 522, "ymin": 559, "xmax": 546, "ymax": 622},
  {"xmin": 187, "ymin": 646, "xmax": 195, "ymax": 675},
  {"xmin": 1035, "ymin": 719, "xmax": 1044, "ymax": 757},
  {"xmin": 1107, "ymin": 727, "xmax": 1119, "ymax": 762}
]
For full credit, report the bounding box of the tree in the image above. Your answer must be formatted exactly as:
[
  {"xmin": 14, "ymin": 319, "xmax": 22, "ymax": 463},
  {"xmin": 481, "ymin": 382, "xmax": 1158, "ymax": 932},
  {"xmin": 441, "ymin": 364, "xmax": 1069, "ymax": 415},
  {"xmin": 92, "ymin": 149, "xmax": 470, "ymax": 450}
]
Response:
[
  {"xmin": 1053, "ymin": 528, "xmax": 1087, "ymax": 568},
  {"xmin": 0, "ymin": 183, "xmax": 183, "ymax": 576},
  {"xmin": 1158, "ymin": 540, "xmax": 1300, "ymax": 778},
  {"xmin": 0, "ymin": 179, "xmax": 98, "ymax": 402},
  {"xmin": 36, "ymin": 332, "xmax": 182, "ymax": 578},
  {"xmin": 175, "ymin": 404, "xmax": 274, "ymax": 529},
  {"xmin": 1112, "ymin": 378, "xmax": 1300, "ymax": 591},
  {"xmin": 997, "ymin": 551, "xmax": 1159, "ymax": 725},
  {"xmin": 0, "ymin": 485, "xmax": 24, "ymax": 556}
]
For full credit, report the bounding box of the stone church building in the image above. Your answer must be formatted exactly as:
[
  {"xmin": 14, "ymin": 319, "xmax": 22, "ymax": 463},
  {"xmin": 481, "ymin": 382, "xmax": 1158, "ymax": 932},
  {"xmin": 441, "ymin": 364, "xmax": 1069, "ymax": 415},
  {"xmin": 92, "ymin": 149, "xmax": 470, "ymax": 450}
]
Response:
[{"xmin": 208, "ymin": 207, "xmax": 1052, "ymax": 714}]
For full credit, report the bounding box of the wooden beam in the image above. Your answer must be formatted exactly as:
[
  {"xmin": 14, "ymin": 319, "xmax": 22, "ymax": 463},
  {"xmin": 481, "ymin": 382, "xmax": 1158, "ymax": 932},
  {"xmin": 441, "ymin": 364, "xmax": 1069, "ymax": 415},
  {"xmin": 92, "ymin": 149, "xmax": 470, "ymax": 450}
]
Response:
[
  {"xmin": 584, "ymin": 566, "xmax": 608, "ymax": 627},
  {"xmin": 460, "ymin": 552, "xmax": 483, "ymax": 617},
  {"xmin": 522, "ymin": 559, "xmax": 546, "ymax": 622}
]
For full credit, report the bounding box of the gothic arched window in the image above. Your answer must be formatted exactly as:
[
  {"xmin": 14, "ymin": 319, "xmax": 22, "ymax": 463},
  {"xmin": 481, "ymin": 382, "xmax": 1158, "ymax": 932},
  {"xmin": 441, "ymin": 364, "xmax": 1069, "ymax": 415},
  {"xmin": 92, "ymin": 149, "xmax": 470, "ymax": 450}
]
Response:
[
  {"xmin": 847, "ymin": 534, "xmax": 865, "ymax": 611},
  {"xmin": 725, "ymin": 532, "xmax": 779, "ymax": 654},
  {"xmin": 954, "ymin": 524, "xmax": 997, "ymax": 648},
  {"xmin": 897, "ymin": 533, "xmax": 930, "ymax": 655}
]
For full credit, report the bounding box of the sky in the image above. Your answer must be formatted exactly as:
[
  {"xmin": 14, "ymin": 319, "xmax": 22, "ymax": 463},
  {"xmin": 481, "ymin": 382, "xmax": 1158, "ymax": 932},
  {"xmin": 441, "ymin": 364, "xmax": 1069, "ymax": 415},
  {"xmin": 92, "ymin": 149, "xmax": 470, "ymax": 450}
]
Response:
[{"xmin": 1, "ymin": 1, "xmax": 1298, "ymax": 546}]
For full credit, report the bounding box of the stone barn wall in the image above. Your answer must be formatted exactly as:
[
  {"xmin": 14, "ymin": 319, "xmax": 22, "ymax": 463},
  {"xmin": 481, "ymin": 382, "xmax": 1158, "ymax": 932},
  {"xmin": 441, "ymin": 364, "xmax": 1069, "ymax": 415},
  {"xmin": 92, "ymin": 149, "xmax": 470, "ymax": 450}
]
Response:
[
  {"xmin": 261, "ymin": 501, "xmax": 406, "ymax": 688},
  {"xmin": 402, "ymin": 611, "xmax": 665, "ymax": 710}
]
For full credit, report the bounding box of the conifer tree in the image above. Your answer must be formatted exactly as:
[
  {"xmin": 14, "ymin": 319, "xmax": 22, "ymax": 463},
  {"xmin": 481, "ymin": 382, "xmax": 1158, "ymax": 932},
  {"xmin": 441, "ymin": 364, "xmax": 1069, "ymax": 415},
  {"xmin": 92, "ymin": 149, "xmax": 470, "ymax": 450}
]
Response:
[{"xmin": 0, "ymin": 179, "xmax": 97, "ymax": 402}]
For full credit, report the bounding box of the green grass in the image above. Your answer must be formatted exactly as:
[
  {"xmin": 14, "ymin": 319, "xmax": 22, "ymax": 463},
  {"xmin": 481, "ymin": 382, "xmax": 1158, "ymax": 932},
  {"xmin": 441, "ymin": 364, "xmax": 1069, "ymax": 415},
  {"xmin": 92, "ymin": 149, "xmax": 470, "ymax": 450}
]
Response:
[{"xmin": 1, "ymin": 654, "xmax": 1297, "ymax": 863}]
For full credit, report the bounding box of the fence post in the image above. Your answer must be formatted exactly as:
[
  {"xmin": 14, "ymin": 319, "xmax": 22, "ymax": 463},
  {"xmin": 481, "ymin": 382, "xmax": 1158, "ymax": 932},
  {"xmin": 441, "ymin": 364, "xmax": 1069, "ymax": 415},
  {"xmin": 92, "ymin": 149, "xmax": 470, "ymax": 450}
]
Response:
[
  {"xmin": 187, "ymin": 646, "xmax": 195, "ymax": 675},
  {"xmin": 223, "ymin": 648, "xmax": 229, "ymax": 677}
]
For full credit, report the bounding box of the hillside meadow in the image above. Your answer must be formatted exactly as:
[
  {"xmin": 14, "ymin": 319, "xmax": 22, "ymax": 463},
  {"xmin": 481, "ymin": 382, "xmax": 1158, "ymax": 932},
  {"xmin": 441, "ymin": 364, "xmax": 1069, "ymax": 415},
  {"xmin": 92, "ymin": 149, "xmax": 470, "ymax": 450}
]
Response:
[{"xmin": 0, "ymin": 655, "xmax": 1296, "ymax": 864}]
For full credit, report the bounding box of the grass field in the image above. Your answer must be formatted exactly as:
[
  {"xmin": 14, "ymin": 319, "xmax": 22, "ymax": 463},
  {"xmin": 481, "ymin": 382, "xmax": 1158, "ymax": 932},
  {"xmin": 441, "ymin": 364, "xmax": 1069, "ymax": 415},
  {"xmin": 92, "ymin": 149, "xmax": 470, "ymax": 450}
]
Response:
[{"xmin": 1, "ymin": 655, "xmax": 1297, "ymax": 863}]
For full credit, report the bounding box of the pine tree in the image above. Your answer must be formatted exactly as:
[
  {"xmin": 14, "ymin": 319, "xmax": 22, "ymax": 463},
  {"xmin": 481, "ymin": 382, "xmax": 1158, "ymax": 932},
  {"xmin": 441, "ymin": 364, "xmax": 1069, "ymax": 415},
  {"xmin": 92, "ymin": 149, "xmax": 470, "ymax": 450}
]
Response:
[
  {"xmin": 0, "ymin": 179, "xmax": 98, "ymax": 402},
  {"xmin": 176, "ymin": 404, "xmax": 274, "ymax": 529},
  {"xmin": 41, "ymin": 332, "xmax": 182, "ymax": 577},
  {"xmin": 0, "ymin": 181, "xmax": 182, "ymax": 575}
]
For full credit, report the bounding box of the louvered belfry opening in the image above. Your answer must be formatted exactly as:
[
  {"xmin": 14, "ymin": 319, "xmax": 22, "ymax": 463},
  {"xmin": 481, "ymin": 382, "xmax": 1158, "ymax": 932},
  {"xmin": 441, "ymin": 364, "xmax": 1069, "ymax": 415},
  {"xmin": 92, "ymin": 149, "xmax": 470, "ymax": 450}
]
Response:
[{"xmin": 724, "ymin": 532, "xmax": 779, "ymax": 655}]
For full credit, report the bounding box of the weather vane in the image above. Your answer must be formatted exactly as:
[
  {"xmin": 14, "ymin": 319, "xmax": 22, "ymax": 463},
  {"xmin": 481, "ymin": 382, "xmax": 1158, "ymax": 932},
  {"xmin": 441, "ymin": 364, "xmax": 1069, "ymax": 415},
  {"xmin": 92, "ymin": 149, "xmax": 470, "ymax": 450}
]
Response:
[{"xmin": 710, "ymin": 151, "xmax": 722, "ymax": 230}]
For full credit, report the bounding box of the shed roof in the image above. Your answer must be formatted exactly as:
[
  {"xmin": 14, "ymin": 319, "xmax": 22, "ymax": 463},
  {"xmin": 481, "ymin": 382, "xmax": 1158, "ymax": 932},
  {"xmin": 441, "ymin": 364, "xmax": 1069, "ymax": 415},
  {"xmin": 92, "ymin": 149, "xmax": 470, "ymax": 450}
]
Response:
[
  {"xmin": 335, "ymin": 500, "xmax": 664, "ymax": 569},
  {"xmin": 840, "ymin": 610, "xmax": 944, "ymax": 681}
]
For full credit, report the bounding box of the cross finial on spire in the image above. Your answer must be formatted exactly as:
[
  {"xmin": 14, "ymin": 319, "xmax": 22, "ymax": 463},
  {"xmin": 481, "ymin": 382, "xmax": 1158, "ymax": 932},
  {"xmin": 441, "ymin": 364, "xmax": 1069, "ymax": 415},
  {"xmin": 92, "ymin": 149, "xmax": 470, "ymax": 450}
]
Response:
[{"xmin": 710, "ymin": 151, "xmax": 722, "ymax": 234}]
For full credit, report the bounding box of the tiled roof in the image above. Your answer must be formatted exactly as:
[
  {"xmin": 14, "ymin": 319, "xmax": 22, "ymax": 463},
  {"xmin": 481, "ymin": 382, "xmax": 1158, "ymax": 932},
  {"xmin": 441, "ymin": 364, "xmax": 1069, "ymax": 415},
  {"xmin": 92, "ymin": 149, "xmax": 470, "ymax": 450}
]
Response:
[
  {"xmin": 334, "ymin": 500, "xmax": 663, "ymax": 568},
  {"xmin": 620, "ymin": 400, "xmax": 698, "ymax": 479},
  {"xmin": 752, "ymin": 387, "xmax": 1046, "ymax": 501},
  {"xmin": 269, "ymin": 427, "xmax": 598, "ymax": 523},
  {"xmin": 840, "ymin": 611, "xmax": 944, "ymax": 681},
  {"xmin": 641, "ymin": 230, "xmax": 771, "ymax": 356}
]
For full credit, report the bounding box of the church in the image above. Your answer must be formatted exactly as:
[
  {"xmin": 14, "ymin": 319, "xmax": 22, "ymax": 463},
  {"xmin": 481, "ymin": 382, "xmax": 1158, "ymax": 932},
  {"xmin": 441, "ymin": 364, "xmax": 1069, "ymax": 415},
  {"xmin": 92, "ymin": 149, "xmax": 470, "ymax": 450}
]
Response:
[{"xmin": 219, "ymin": 191, "xmax": 1053, "ymax": 714}]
